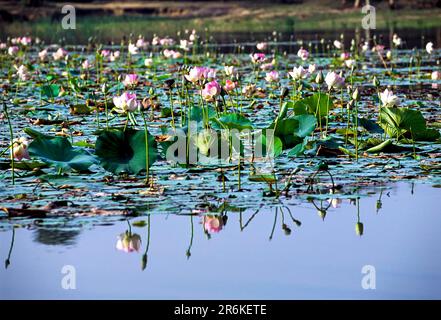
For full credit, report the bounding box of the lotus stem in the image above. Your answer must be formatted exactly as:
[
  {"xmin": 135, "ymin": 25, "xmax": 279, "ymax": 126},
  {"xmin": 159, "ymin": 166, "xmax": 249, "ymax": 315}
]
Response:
[{"xmin": 3, "ymin": 101, "xmax": 15, "ymax": 185}]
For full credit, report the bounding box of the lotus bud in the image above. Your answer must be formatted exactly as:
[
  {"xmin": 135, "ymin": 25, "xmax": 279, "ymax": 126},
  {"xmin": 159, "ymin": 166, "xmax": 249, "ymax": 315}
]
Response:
[
  {"xmin": 101, "ymin": 83, "xmax": 108, "ymax": 94},
  {"xmin": 355, "ymin": 222, "xmax": 364, "ymax": 236},
  {"xmin": 315, "ymin": 71, "xmax": 324, "ymax": 84},
  {"xmin": 141, "ymin": 254, "xmax": 148, "ymax": 271},
  {"xmin": 352, "ymin": 88, "xmax": 360, "ymax": 101},
  {"xmin": 282, "ymin": 223, "xmax": 291, "ymax": 236},
  {"xmin": 372, "ymin": 76, "xmax": 380, "ymax": 87}
]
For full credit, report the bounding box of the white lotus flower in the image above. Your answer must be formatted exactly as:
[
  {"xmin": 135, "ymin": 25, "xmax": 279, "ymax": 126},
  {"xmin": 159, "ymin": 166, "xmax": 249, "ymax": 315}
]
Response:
[{"xmin": 379, "ymin": 89, "xmax": 399, "ymax": 107}]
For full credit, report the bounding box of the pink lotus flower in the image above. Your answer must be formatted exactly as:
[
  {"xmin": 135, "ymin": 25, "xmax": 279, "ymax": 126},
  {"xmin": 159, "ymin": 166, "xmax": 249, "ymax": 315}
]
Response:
[
  {"xmin": 163, "ymin": 49, "xmax": 181, "ymax": 59},
  {"xmin": 308, "ymin": 64, "xmax": 317, "ymax": 74},
  {"xmin": 289, "ymin": 66, "xmax": 309, "ymax": 80},
  {"xmin": 160, "ymin": 37, "xmax": 175, "ymax": 46},
  {"xmin": 224, "ymin": 65, "xmax": 236, "ymax": 76},
  {"xmin": 123, "ymin": 73, "xmax": 138, "ymax": 87},
  {"xmin": 432, "ymin": 71, "xmax": 441, "ymax": 80},
  {"xmin": 113, "ymin": 92, "xmax": 140, "ymax": 113},
  {"xmin": 53, "ymin": 48, "xmax": 67, "ymax": 60},
  {"xmin": 101, "ymin": 49, "xmax": 111, "ymax": 58},
  {"xmin": 373, "ymin": 45, "xmax": 385, "ymax": 54},
  {"xmin": 297, "ymin": 48, "xmax": 309, "ymax": 61},
  {"xmin": 202, "ymin": 80, "xmax": 221, "ymax": 101},
  {"xmin": 260, "ymin": 62, "xmax": 274, "ymax": 71},
  {"xmin": 38, "ymin": 49, "xmax": 48, "ymax": 61},
  {"xmin": 250, "ymin": 53, "xmax": 266, "ymax": 64},
  {"xmin": 256, "ymin": 42, "xmax": 268, "ymax": 51},
  {"xmin": 0, "ymin": 43, "xmax": 6, "ymax": 49},
  {"xmin": 265, "ymin": 70, "xmax": 279, "ymax": 82},
  {"xmin": 136, "ymin": 38, "xmax": 148, "ymax": 49},
  {"xmin": 203, "ymin": 215, "xmax": 224, "ymax": 234},
  {"xmin": 224, "ymin": 79, "xmax": 236, "ymax": 92},
  {"xmin": 116, "ymin": 232, "xmax": 141, "ymax": 253},
  {"xmin": 325, "ymin": 71, "xmax": 345, "ymax": 90},
  {"xmin": 82, "ymin": 60, "xmax": 92, "ymax": 69},
  {"xmin": 19, "ymin": 37, "xmax": 32, "ymax": 46},
  {"xmin": 16, "ymin": 65, "xmax": 29, "ymax": 81},
  {"xmin": 185, "ymin": 66, "xmax": 206, "ymax": 83},
  {"xmin": 128, "ymin": 43, "xmax": 139, "ymax": 55},
  {"xmin": 110, "ymin": 50, "xmax": 120, "ymax": 62},
  {"xmin": 8, "ymin": 46, "xmax": 19, "ymax": 56},
  {"xmin": 180, "ymin": 39, "xmax": 192, "ymax": 51},
  {"xmin": 152, "ymin": 36, "xmax": 160, "ymax": 46},
  {"xmin": 340, "ymin": 52, "xmax": 350, "ymax": 60},
  {"xmin": 11, "ymin": 137, "xmax": 30, "ymax": 161},
  {"xmin": 379, "ymin": 89, "xmax": 399, "ymax": 107},
  {"xmin": 333, "ymin": 40, "xmax": 342, "ymax": 49}
]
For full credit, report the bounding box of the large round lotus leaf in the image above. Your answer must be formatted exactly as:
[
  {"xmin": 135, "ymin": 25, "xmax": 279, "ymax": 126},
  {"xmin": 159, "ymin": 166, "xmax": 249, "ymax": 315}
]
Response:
[
  {"xmin": 95, "ymin": 129, "xmax": 157, "ymax": 174},
  {"xmin": 28, "ymin": 136, "xmax": 95, "ymax": 171}
]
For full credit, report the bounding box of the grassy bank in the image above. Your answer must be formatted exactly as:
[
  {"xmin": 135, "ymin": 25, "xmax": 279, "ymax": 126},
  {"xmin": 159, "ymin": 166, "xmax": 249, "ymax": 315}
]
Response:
[{"xmin": 1, "ymin": 5, "xmax": 441, "ymax": 43}]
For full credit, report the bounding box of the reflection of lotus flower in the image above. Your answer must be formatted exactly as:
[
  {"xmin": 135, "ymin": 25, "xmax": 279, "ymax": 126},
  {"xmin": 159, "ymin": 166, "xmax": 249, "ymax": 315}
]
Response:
[
  {"xmin": 426, "ymin": 42, "xmax": 434, "ymax": 55},
  {"xmin": 202, "ymin": 80, "xmax": 221, "ymax": 101},
  {"xmin": 265, "ymin": 70, "xmax": 279, "ymax": 82},
  {"xmin": 203, "ymin": 215, "xmax": 223, "ymax": 233},
  {"xmin": 123, "ymin": 73, "xmax": 138, "ymax": 87},
  {"xmin": 379, "ymin": 89, "xmax": 399, "ymax": 107},
  {"xmin": 289, "ymin": 66, "xmax": 309, "ymax": 80},
  {"xmin": 116, "ymin": 232, "xmax": 142, "ymax": 253},
  {"xmin": 11, "ymin": 137, "xmax": 30, "ymax": 161},
  {"xmin": 256, "ymin": 42, "xmax": 268, "ymax": 51},
  {"xmin": 113, "ymin": 92, "xmax": 140, "ymax": 113},
  {"xmin": 297, "ymin": 48, "xmax": 309, "ymax": 61}
]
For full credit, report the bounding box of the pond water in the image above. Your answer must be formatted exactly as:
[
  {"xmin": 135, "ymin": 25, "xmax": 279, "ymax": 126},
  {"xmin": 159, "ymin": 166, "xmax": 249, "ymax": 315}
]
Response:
[{"xmin": 1, "ymin": 181, "xmax": 441, "ymax": 299}]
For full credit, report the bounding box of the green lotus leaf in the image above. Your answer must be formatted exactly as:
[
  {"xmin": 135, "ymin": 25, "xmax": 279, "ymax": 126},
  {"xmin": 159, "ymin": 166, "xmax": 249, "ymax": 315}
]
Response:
[
  {"xmin": 95, "ymin": 129, "xmax": 157, "ymax": 174},
  {"xmin": 28, "ymin": 137, "xmax": 95, "ymax": 171},
  {"xmin": 210, "ymin": 113, "xmax": 253, "ymax": 131}
]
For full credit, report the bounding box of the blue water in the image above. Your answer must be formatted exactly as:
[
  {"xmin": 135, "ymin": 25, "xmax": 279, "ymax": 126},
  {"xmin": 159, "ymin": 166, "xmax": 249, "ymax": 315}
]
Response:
[{"xmin": 1, "ymin": 182, "xmax": 440, "ymax": 299}]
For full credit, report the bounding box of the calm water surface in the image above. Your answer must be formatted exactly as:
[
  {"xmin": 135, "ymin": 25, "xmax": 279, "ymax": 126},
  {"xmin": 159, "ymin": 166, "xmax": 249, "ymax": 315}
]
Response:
[{"xmin": 1, "ymin": 182, "xmax": 440, "ymax": 299}]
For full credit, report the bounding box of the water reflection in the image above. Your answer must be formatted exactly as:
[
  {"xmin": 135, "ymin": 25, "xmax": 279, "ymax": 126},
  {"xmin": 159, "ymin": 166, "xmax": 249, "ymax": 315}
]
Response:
[{"xmin": 0, "ymin": 182, "xmax": 429, "ymax": 271}]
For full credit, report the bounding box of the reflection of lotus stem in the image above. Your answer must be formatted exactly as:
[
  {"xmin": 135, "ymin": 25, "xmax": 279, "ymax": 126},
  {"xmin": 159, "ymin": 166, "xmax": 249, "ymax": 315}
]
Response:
[
  {"xmin": 3, "ymin": 101, "xmax": 15, "ymax": 185},
  {"xmin": 5, "ymin": 227, "xmax": 15, "ymax": 269},
  {"xmin": 141, "ymin": 111, "xmax": 150, "ymax": 186},
  {"xmin": 269, "ymin": 208, "xmax": 278, "ymax": 241},
  {"xmin": 186, "ymin": 215, "xmax": 193, "ymax": 259},
  {"xmin": 307, "ymin": 168, "xmax": 335, "ymax": 192},
  {"xmin": 238, "ymin": 153, "xmax": 241, "ymax": 191}
]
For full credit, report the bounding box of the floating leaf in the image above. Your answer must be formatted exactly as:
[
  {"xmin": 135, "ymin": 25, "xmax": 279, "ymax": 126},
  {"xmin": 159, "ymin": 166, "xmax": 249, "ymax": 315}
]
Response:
[
  {"xmin": 28, "ymin": 137, "xmax": 95, "ymax": 171},
  {"xmin": 40, "ymin": 84, "xmax": 61, "ymax": 99},
  {"xmin": 95, "ymin": 129, "xmax": 157, "ymax": 174},
  {"xmin": 211, "ymin": 113, "xmax": 253, "ymax": 131}
]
